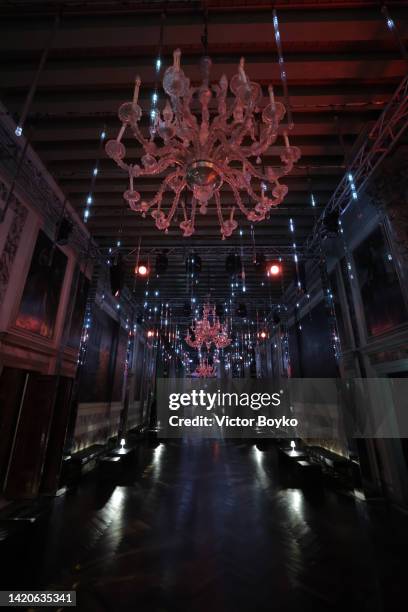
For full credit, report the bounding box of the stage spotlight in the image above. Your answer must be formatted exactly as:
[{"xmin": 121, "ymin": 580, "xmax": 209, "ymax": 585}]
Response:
[
  {"xmin": 226, "ymin": 253, "xmax": 242, "ymax": 275},
  {"xmin": 267, "ymin": 262, "xmax": 282, "ymax": 277},
  {"xmin": 135, "ymin": 262, "xmax": 149, "ymax": 276},
  {"xmin": 259, "ymin": 331, "xmax": 268, "ymax": 339},
  {"xmin": 155, "ymin": 252, "xmax": 168, "ymax": 274}
]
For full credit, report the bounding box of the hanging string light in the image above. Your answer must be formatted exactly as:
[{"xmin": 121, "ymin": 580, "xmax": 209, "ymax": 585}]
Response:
[
  {"xmin": 347, "ymin": 173, "xmax": 358, "ymax": 201},
  {"xmin": 83, "ymin": 127, "xmax": 106, "ymax": 222},
  {"xmin": 150, "ymin": 11, "xmax": 166, "ymax": 131},
  {"xmin": 272, "ymin": 9, "xmax": 293, "ymax": 129},
  {"xmin": 289, "ymin": 217, "xmax": 303, "ymax": 293},
  {"xmin": 239, "ymin": 229, "xmax": 246, "ymax": 293}
]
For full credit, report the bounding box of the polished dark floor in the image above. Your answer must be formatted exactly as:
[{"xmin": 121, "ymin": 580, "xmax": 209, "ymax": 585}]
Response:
[{"xmin": 2, "ymin": 440, "xmax": 408, "ymax": 611}]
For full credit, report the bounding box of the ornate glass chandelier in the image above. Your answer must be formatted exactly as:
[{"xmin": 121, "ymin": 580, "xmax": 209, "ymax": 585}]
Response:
[
  {"xmin": 106, "ymin": 49, "xmax": 301, "ymax": 239},
  {"xmin": 185, "ymin": 303, "xmax": 231, "ymax": 350},
  {"xmin": 194, "ymin": 357, "xmax": 216, "ymax": 378}
]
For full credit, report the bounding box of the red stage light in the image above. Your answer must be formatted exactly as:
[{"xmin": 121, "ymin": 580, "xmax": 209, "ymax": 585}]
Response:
[
  {"xmin": 260, "ymin": 331, "xmax": 267, "ymax": 339},
  {"xmin": 268, "ymin": 263, "xmax": 281, "ymax": 276},
  {"xmin": 147, "ymin": 330, "xmax": 154, "ymax": 338},
  {"xmin": 136, "ymin": 264, "xmax": 149, "ymax": 276}
]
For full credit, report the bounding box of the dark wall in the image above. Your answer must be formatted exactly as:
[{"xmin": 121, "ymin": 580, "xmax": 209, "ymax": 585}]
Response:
[
  {"xmin": 353, "ymin": 225, "xmax": 407, "ymax": 337},
  {"xmin": 289, "ymin": 300, "xmax": 338, "ymax": 378},
  {"xmin": 112, "ymin": 326, "xmax": 128, "ymax": 402},
  {"xmin": 288, "ymin": 325, "xmax": 301, "ymax": 377},
  {"xmin": 133, "ymin": 339, "xmax": 145, "ymax": 402},
  {"xmin": 79, "ymin": 305, "xmax": 120, "ymax": 403},
  {"xmin": 0, "ymin": 368, "xmax": 73, "ymax": 499},
  {"xmin": 66, "ymin": 268, "xmax": 89, "ymax": 350}
]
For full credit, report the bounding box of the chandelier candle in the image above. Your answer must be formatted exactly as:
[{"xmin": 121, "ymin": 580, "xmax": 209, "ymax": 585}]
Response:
[{"xmin": 106, "ymin": 49, "xmax": 301, "ymax": 239}]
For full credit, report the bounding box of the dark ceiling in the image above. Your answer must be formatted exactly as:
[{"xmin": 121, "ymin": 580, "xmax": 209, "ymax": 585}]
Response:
[{"xmin": 0, "ymin": 0, "xmax": 407, "ymax": 311}]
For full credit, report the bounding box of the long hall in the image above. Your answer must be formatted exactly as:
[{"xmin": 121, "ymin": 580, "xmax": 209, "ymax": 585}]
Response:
[{"xmin": 0, "ymin": 1, "xmax": 408, "ymax": 610}]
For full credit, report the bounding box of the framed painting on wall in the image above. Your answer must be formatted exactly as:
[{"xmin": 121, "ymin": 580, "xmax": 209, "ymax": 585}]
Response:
[
  {"xmin": 15, "ymin": 230, "xmax": 67, "ymax": 339},
  {"xmin": 353, "ymin": 226, "xmax": 407, "ymax": 337},
  {"xmin": 78, "ymin": 305, "xmax": 118, "ymax": 403}
]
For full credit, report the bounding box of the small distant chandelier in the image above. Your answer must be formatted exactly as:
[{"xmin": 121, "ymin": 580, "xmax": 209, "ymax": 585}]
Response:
[
  {"xmin": 106, "ymin": 49, "xmax": 301, "ymax": 239},
  {"xmin": 194, "ymin": 357, "xmax": 216, "ymax": 378},
  {"xmin": 186, "ymin": 303, "xmax": 231, "ymax": 350}
]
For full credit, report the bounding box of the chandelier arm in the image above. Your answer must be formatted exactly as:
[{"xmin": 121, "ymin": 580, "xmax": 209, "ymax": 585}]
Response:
[
  {"xmin": 247, "ymin": 130, "xmax": 279, "ymax": 159},
  {"xmin": 142, "ymin": 170, "xmax": 184, "ymax": 214},
  {"xmin": 162, "ymin": 187, "xmax": 184, "ymax": 227},
  {"xmin": 212, "ymin": 75, "xmax": 228, "ymax": 118},
  {"xmin": 223, "ymin": 174, "xmax": 250, "ymax": 216},
  {"xmin": 190, "ymin": 197, "xmax": 197, "ymax": 233},
  {"xmin": 110, "ymin": 156, "xmax": 132, "ymax": 173},
  {"xmin": 211, "ymin": 100, "xmax": 271, "ymax": 161},
  {"xmin": 207, "ymin": 131, "xmax": 229, "ymax": 160},
  {"xmin": 210, "ymin": 130, "xmax": 268, "ymax": 183},
  {"xmin": 153, "ymin": 136, "xmax": 187, "ymax": 157},
  {"xmin": 214, "ymin": 122, "xmax": 283, "ymax": 176},
  {"xmin": 229, "ymin": 167, "xmax": 280, "ymax": 203},
  {"xmin": 230, "ymin": 117, "xmax": 253, "ymax": 150},
  {"xmin": 247, "ymin": 181, "xmax": 274, "ymax": 207},
  {"xmin": 200, "ymin": 94, "xmax": 210, "ymax": 133},
  {"xmin": 207, "ymin": 118, "xmax": 247, "ymax": 156},
  {"xmin": 210, "ymin": 129, "xmax": 244, "ymax": 165},
  {"xmin": 180, "ymin": 197, "xmax": 189, "ymax": 222},
  {"xmin": 214, "ymin": 190, "xmax": 225, "ymax": 228},
  {"xmin": 138, "ymin": 156, "xmax": 181, "ymax": 177},
  {"xmin": 228, "ymin": 90, "xmax": 259, "ymax": 146},
  {"xmin": 129, "ymin": 121, "xmax": 149, "ymax": 148},
  {"xmin": 230, "ymin": 162, "xmax": 267, "ymax": 186},
  {"xmin": 241, "ymin": 179, "xmax": 285, "ymax": 215},
  {"xmin": 279, "ymin": 147, "xmax": 302, "ymax": 176},
  {"xmin": 182, "ymin": 97, "xmax": 198, "ymax": 131},
  {"xmin": 235, "ymin": 152, "xmax": 273, "ymax": 184},
  {"xmin": 175, "ymin": 89, "xmax": 199, "ymax": 142},
  {"xmin": 172, "ymin": 93, "xmax": 195, "ymax": 133},
  {"xmin": 169, "ymin": 94, "xmax": 181, "ymax": 116}
]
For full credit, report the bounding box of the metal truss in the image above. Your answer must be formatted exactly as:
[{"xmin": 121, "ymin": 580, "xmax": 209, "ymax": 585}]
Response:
[
  {"xmin": 306, "ymin": 73, "xmax": 408, "ymax": 253},
  {"xmin": 117, "ymin": 244, "xmax": 306, "ymax": 262}
]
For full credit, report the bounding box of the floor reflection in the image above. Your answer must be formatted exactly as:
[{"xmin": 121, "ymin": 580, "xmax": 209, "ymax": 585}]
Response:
[{"xmin": 2, "ymin": 440, "xmax": 408, "ymax": 612}]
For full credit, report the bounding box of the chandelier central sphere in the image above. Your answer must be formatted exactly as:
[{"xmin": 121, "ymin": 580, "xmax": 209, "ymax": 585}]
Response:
[{"xmin": 106, "ymin": 49, "xmax": 301, "ymax": 239}]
